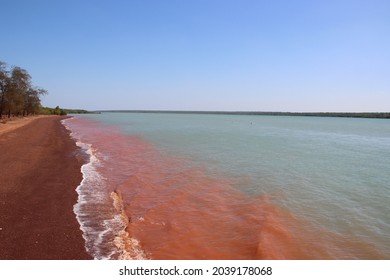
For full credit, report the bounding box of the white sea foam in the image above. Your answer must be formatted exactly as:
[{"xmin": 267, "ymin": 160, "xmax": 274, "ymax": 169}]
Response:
[{"xmin": 61, "ymin": 118, "xmax": 146, "ymax": 260}]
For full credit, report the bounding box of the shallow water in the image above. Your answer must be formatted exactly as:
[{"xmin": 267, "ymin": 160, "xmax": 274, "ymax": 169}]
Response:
[{"xmin": 63, "ymin": 113, "xmax": 390, "ymax": 259}]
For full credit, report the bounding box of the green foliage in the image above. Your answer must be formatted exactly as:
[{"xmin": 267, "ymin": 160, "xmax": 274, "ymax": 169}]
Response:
[
  {"xmin": 39, "ymin": 106, "xmax": 95, "ymax": 116},
  {"xmin": 0, "ymin": 60, "xmax": 47, "ymax": 118},
  {"xmin": 62, "ymin": 109, "xmax": 94, "ymax": 114},
  {"xmin": 0, "ymin": 61, "xmax": 87, "ymax": 118},
  {"xmin": 39, "ymin": 106, "xmax": 66, "ymax": 116}
]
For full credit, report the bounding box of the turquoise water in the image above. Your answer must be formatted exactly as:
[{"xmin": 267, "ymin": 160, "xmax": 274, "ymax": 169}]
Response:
[{"xmin": 71, "ymin": 112, "xmax": 390, "ymax": 259}]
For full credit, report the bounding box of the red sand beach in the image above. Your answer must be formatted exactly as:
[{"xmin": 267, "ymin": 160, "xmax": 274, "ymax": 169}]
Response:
[{"xmin": 0, "ymin": 116, "xmax": 91, "ymax": 259}]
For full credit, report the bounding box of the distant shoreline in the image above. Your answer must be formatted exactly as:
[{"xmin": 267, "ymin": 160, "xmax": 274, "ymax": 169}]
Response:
[{"xmin": 94, "ymin": 110, "xmax": 390, "ymax": 119}]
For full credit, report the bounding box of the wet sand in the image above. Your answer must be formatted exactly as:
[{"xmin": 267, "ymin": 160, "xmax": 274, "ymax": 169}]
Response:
[{"xmin": 0, "ymin": 116, "xmax": 91, "ymax": 259}]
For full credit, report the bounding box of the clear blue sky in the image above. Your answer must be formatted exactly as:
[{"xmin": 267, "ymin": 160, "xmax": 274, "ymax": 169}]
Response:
[{"xmin": 1, "ymin": 0, "xmax": 389, "ymax": 111}]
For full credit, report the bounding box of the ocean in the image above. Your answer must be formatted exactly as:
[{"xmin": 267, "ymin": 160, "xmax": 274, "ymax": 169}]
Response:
[{"xmin": 62, "ymin": 113, "xmax": 390, "ymax": 260}]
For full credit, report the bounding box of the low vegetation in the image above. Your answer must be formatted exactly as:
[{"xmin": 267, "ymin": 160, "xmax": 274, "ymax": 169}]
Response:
[
  {"xmin": 40, "ymin": 106, "xmax": 95, "ymax": 116},
  {"xmin": 39, "ymin": 106, "xmax": 67, "ymax": 116}
]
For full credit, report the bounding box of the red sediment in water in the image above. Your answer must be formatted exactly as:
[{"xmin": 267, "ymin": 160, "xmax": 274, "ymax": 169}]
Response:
[
  {"xmin": 118, "ymin": 171, "xmax": 305, "ymax": 260},
  {"xmin": 68, "ymin": 117, "xmax": 385, "ymax": 260},
  {"xmin": 67, "ymin": 117, "xmax": 316, "ymax": 259}
]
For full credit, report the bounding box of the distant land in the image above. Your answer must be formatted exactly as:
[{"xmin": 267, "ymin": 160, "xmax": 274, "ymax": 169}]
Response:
[
  {"xmin": 63, "ymin": 108, "xmax": 97, "ymax": 114},
  {"xmin": 40, "ymin": 106, "xmax": 97, "ymax": 115},
  {"xmin": 96, "ymin": 110, "xmax": 390, "ymax": 119}
]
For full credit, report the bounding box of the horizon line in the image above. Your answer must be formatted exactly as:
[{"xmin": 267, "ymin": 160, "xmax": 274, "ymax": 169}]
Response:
[{"xmin": 87, "ymin": 110, "xmax": 390, "ymax": 119}]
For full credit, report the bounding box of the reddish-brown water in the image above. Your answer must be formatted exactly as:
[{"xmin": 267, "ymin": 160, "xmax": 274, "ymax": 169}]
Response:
[{"xmin": 63, "ymin": 116, "xmax": 387, "ymax": 260}]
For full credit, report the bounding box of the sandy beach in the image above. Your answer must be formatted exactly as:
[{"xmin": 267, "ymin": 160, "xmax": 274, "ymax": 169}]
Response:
[{"xmin": 0, "ymin": 116, "xmax": 91, "ymax": 259}]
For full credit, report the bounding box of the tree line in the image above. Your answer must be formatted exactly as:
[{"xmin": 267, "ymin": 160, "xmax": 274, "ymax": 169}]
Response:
[{"xmin": 0, "ymin": 61, "xmax": 47, "ymax": 118}]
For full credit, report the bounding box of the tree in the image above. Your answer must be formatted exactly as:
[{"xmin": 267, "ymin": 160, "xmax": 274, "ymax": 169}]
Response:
[
  {"xmin": 6, "ymin": 67, "xmax": 31, "ymax": 117},
  {"xmin": 54, "ymin": 105, "xmax": 61, "ymax": 115},
  {"xmin": 0, "ymin": 61, "xmax": 48, "ymax": 118},
  {"xmin": 0, "ymin": 61, "xmax": 9, "ymax": 118},
  {"xmin": 24, "ymin": 87, "xmax": 47, "ymax": 115}
]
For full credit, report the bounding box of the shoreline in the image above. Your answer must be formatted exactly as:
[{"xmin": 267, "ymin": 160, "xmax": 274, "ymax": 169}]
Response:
[
  {"xmin": 96, "ymin": 110, "xmax": 390, "ymax": 119},
  {"xmin": 0, "ymin": 116, "xmax": 92, "ymax": 259}
]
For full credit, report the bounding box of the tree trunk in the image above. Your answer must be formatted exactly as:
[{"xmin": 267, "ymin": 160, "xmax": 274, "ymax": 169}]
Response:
[{"xmin": 0, "ymin": 93, "xmax": 4, "ymax": 119}]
